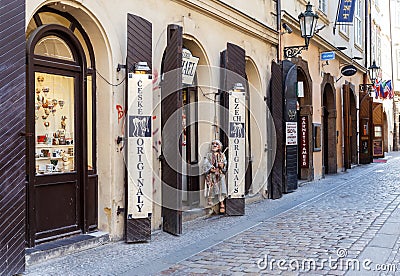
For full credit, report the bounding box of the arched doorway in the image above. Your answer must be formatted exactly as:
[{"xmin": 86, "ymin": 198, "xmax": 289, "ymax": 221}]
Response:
[
  {"xmin": 160, "ymin": 25, "xmax": 213, "ymax": 234},
  {"xmin": 26, "ymin": 8, "xmax": 97, "ymax": 246},
  {"xmin": 350, "ymin": 89, "xmax": 358, "ymax": 164},
  {"xmin": 383, "ymin": 112, "xmax": 389, "ymax": 153},
  {"xmin": 292, "ymin": 57, "xmax": 313, "ymax": 180},
  {"xmin": 322, "ymin": 74, "xmax": 337, "ymax": 174},
  {"xmin": 245, "ymin": 58, "xmax": 262, "ymax": 194}
]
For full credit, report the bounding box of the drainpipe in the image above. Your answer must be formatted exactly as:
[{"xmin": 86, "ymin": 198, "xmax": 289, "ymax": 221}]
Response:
[
  {"xmin": 277, "ymin": 0, "xmax": 281, "ymax": 62},
  {"xmin": 389, "ymin": 0, "xmax": 397, "ymax": 151}
]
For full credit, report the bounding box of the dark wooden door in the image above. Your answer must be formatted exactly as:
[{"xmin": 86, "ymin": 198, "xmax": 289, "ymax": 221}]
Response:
[
  {"xmin": 28, "ymin": 69, "xmax": 82, "ymax": 244},
  {"xmin": 283, "ymin": 60, "xmax": 298, "ymax": 192},
  {"xmin": 0, "ymin": 0, "xmax": 26, "ymax": 273},
  {"xmin": 125, "ymin": 13, "xmax": 153, "ymax": 243},
  {"xmin": 161, "ymin": 24, "xmax": 183, "ymax": 235},
  {"xmin": 26, "ymin": 25, "xmax": 89, "ymax": 246},
  {"xmin": 267, "ymin": 62, "xmax": 284, "ymax": 199},
  {"xmin": 220, "ymin": 43, "xmax": 246, "ymax": 216},
  {"xmin": 343, "ymin": 84, "xmax": 351, "ymax": 169}
]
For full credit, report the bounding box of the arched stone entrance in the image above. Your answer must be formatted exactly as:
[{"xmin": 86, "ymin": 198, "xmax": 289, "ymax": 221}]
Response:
[
  {"xmin": 321, "ymin": 73, "xmax": 337, "ymax": 175},
  {"xmin": 26, "ymin": 7, "xmax": 98, "ymax": 246},
  {"xmin": 292, "ymin": 57, "xmax": 313, "ymax": 180}
]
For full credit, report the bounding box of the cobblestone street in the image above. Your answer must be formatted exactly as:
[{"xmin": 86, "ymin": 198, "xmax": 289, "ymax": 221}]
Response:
[{"xmin": 25, "ymin": 152, "xmax": 400, "ymax": 276}]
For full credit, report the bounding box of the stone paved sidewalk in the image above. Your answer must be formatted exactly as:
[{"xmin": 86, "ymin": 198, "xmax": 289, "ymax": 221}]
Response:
[
  {"xmin": 157, "ymin": 154, "xmax": 400, "ymax": 276},
  {"xmin": 25, "ymin": 152, "xmax": 400, "ymax": 276}
]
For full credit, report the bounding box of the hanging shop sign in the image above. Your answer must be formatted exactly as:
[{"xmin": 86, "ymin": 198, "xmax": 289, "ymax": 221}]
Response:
[
  {"xmin": 182, "ymin": 48, "xmax": 199, "ymax": 85},
  {"xmin": 336, "ymin": 0, "xmax": 356, "ymax": 24},
  {"xmin": 127, "ymin": 73, "xmax": 153, "ymax": 219},
  {"xmin": 341, "ymin": 64, "xmax": 357, "ymax": 76},
  {"xmin": 228, "ymin": 89, "xmax": 246, "ymax": 198},
  {"xmin": 300, "ymin": 116, "xmax": 309, "ymax": 168},
  {"xmin": 286, "ymin": 122, "xmax": 298, "ymax": 146}
]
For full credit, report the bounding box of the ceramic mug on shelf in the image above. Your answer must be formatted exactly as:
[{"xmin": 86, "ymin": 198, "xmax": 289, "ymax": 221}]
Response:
[{"xmin": 45, "ymin": 164, "xmax": 55, "ymax": 173}]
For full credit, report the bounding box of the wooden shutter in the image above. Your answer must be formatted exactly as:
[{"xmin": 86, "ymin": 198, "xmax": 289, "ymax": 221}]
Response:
[
  {"xmin": 0, "ymin": 0, "xmax": 26, "ymax": 274},
  {"xmin": 268, "ymin": 62, "xmax": 284, "ymax": 199},
  {"xmin": 125, "ymin": 14, "xmax": 152, "ymax": 242},
  {"xmin": 343, "ymin": 84, "xmax": 351, "ymax": 169},
  {"xmin": 220, "ymin": 43, "xmax": 246, "ymax": 216},
  {"xmin": 283, "ymin": 60, "xmax": 298, "ymax": 192},
  {"xmin": 161, "ymin": 24, "xmax": 183, "ymax": 235},
  {"xmin": 359, "ymin": 90, "xmax": 372, "ymax": 164}
]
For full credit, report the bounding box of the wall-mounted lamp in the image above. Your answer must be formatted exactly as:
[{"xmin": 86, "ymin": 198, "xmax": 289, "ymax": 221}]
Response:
[
  {"xmin": 284, "ymin": 2, "xmax": 319, "ymax": 59},
  {"xmin": 134, "ymin": 61, "xmax": 151, "ymax": 74},
  {"xmin": 233, "ymin": 82, "xmax": 245, "ymax": 92},
  {"xmin": 359, "ymin": 60, "xmax": 380, "ymax": 93}
]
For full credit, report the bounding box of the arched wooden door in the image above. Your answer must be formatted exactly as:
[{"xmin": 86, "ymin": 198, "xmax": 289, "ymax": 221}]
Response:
[{"xmin": 26, "ymin": 21, "xmax": 97, "ymax": 246}]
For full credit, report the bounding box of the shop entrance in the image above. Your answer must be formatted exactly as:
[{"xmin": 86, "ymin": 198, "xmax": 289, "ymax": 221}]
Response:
[
  {"xmin": 182, "ymin": 86, "xmax": 200, "ymax": 207},
  {"xmin": 294, "ymin": 58, "xmax": 313, "ymax": 181},
  {"xmin": 26, "ymin": 9, "xmax": 97, "ymax": 246},
  {"xmin": 322, "ymin": 76, "xmax": 337, "ymax": 174}
]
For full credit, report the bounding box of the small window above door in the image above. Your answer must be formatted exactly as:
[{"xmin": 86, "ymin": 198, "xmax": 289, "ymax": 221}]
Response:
[{"xmin": 34, "ymin": 35, "xmax": 75, "ymax": 61}]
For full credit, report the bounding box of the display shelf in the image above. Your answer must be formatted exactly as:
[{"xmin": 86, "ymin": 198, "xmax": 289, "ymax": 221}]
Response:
[
  {"xmin": 35, "ymin": 156, "xmax": 74, "ymax": 160},
  {"xmin": 36, "ymin": 144, "xmax": 74, "ymax": 148}
]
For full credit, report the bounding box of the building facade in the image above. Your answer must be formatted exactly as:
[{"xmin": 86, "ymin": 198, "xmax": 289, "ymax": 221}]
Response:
[{"xmin": 1, "ymin": 0, "xmax": 396, "ymax": 275}]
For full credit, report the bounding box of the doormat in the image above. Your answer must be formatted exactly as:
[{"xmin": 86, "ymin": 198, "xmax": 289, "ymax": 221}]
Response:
[{"xmin": 373, "ymin": 159, "xmax": 387, "ymax": 163}]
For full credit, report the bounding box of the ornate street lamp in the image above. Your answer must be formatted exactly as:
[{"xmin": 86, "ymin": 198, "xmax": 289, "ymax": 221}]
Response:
[
  {"xmin": 368, "ymin": 60, "xmax": 380, "ymax": 84},
  {"xmin": 283, "ymin": 2, "xmax": 319, "ymax": 59},
  {"xmin": 359, "ymin": 60, "xmax": 380, "ymax": 93}
]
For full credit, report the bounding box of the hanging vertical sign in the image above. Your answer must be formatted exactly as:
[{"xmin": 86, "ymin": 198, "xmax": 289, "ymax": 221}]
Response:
[
  {"xmin": 336, "ymin": 0, "xmax": 356, "ymax": 24},
  {"xmin": 300, "ymin": 116, "xmax": 309, "ymax": 168},
  {"xmin": 127, "ymin": 73, "xmax": 153, "ymax": 219},
  {"xmin": 227, "ymin": 89, "xmax": 246, "ymax": 198}
]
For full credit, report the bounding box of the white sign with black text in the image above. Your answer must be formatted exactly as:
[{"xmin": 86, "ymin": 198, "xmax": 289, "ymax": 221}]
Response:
[
  {"xmin": 228, "ymin": 91, "xmax": 246, "ymax": 198},
  {"xmin": 182, "ymin": 48, "xmax": 199, "ymax": 85},
  {"xmin": 127, "ymin": 73, "xmax": 153, "ymax": 219},
  {"xmin": 286, "ymin": 122, "xmax": 298, "ymax": 146}
]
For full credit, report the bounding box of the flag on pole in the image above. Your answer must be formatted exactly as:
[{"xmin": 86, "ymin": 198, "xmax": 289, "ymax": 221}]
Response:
[
  {"xmin": 381, "ymin": 80, "xmax": 387, "ymax": 98},
  {"xmin": 385, "ymin": 80, "xmax": 393, "ymax": 99}
]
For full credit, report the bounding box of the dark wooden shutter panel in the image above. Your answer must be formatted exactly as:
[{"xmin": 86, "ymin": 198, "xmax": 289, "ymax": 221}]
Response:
[
  {"xmin": 283, "ymin": 60, "xmax": 298, "ymax": 192},
  {"xmin": 268, "ymin": 62, "xmax": 284, "ymax": 199},
  {"xmin": 0, "ymin": 0, "xmax": 26, "ymax": 274},
  {"xmin": 220, "ymin": 43, "xmax": 246, "ymax": 216},
  {"xmin": 343, "ymin": 84, "xmax": 351, "ymax": 169},
  {"xmin": 161, "ymin": 24, "xmax": 183, "ymax": 235},
  {"xmin": 127, "ymin": 14, "xmax": 152, "ymax": 71},
  {"xmin": 126, "ymin": 14, "xmax": 152, "ymax": 242}
]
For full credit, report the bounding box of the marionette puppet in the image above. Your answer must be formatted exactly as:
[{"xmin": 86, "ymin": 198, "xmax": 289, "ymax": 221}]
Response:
[{"xmin": 202, "ymin": 139, "xmax": 227, "ymax": 214}]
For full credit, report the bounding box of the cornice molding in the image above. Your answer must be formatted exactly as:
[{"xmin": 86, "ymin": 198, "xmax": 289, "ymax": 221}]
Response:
[{"xmin": 171, "ymin": 0, "xmax": 279, "ymax": 45}]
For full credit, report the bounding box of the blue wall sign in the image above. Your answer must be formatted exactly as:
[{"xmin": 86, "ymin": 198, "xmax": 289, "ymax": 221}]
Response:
[
  {"xmin": 336, "ymin": 0, "xmax": 356, "ymax": 24},
  {"xmin": 320, "ymin": 52, "xmax": 335, "ymax": 61}
]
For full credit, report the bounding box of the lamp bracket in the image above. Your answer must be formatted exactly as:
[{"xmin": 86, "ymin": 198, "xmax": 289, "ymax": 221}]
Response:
[
  {"xmin": 283, "ymin": 45, "xmax": 308, "ymax": 59},
  {"xmin": 359, "ymin": 84, "xmax": 374, "ymax": 92}
]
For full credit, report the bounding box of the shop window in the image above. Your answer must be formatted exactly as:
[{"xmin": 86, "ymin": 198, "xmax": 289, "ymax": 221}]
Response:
[
  {"xmin": 374, "ymin": 125, "xmax": 382, "ymax": 137},
  {"xmin": 87, "ymin": 75, "xmax": 94, "ymax": 171},
  {"xmin": 313, "ymin": 123, "xmax": 321, "ymax": 152},
  {"xmin": 35, "ymin": 72, "xmax": 75, "ymax": 174},
  {"xmin": 40, "ymin": 12, "xmax": 70, "ymax": 28},
  {"xmin": 34, "ymin": 35, "xmax": 75, "ymax": 61}
]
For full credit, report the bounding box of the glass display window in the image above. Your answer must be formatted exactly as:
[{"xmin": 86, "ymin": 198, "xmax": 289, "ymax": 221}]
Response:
[{"xmin": 35, "ymin": 72, "xmax": 75, "ymax": 174}]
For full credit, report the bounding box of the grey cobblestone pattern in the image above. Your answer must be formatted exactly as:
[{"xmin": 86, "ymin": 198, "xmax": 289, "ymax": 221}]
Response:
[{"xmin": 24, "ymin": 153, "xmax": 400, "ymax": 276}]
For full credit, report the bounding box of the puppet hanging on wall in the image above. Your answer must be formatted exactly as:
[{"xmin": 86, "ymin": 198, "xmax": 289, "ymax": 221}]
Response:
[{"xmin": 202, "ymin": 139, "xmax": 227, "ymax": 214}]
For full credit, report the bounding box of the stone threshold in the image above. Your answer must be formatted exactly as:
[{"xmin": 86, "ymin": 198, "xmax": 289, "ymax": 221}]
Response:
[{"xmin": 25, "ymin": 231, "xmax": 110, "ymax": 267}]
